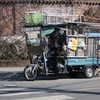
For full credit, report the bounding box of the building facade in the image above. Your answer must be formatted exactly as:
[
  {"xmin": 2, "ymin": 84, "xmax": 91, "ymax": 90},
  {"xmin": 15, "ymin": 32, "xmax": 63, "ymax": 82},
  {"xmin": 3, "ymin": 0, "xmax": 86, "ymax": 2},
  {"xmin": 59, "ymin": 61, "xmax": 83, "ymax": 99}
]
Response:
[{"xmin": 0, "ymin": 0, "xmax": 100, "ymax": 35}]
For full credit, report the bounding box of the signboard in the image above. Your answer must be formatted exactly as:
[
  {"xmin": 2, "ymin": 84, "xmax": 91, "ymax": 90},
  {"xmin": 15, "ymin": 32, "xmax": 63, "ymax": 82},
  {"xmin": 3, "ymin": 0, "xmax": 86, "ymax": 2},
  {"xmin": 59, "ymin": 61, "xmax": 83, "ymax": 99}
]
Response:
[{"xmin": 22, "ymin": 26, "xmax": 41, "ymax": 33}]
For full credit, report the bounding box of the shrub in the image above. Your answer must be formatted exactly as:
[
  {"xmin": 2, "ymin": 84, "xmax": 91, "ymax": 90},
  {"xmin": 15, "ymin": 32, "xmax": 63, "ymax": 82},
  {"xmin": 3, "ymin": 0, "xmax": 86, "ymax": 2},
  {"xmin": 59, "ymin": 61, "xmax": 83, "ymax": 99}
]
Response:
[{"xmin": 0, "ymin": 36, "xmax": 29, "ymax": 62}]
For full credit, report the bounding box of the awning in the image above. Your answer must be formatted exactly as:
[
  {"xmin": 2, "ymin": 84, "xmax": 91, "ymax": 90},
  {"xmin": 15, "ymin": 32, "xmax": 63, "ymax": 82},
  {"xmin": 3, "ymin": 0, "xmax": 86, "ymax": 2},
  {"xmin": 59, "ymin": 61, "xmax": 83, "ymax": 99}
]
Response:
[{"xmin": 41, "ymin": 26, "xmax": 55, "ymax": 36}]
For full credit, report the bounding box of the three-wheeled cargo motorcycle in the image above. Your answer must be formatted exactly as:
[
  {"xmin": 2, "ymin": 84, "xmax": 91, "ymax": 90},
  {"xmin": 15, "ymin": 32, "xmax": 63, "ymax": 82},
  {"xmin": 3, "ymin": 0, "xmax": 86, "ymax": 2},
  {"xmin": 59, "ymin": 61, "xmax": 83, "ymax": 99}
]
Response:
[{"xmin": 22, "ymin": 12, "xmax": 100, "ymax": 81}]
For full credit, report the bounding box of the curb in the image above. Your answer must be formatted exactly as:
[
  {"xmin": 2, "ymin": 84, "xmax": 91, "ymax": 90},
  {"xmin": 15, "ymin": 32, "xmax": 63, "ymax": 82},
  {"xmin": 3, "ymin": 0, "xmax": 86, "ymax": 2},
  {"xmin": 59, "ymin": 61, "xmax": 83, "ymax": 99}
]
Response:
[{"xmin": 0, "ymin": 67, "xmax": 24, "ymax": 72}]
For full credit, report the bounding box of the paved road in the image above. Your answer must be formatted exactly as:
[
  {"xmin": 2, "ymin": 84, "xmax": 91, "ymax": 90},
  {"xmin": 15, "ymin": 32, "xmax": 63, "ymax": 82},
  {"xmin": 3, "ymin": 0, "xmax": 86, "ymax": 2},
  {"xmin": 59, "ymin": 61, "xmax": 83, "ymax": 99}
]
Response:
[{"xmin": 0, "ymin": 67, "xmax": 100, "ymax": 100}]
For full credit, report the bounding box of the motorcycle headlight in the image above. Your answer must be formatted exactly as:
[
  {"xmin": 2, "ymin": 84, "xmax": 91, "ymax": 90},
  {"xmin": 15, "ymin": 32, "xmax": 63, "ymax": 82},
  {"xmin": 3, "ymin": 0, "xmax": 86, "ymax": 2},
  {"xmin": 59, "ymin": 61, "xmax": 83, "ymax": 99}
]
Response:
[{"xmin": 33, "ymin": 54, "xmax": 37, "ymax": 60}]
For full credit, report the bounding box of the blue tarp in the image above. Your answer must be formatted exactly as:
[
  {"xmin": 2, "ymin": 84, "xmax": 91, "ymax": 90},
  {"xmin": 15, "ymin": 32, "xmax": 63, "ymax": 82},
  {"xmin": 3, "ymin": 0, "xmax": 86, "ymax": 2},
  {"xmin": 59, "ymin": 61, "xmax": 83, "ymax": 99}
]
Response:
[{"xmin": 84, "ymin": 33, "xmax": 100, "ymax": 37}]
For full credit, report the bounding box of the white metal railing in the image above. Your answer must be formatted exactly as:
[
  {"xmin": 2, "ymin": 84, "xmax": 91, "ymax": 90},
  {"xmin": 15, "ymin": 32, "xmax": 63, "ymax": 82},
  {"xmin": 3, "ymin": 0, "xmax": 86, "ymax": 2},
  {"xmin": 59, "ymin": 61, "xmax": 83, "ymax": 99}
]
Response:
[{"xmin": 43, "ymin": 14, "xmax": 84, "ymax": 24}]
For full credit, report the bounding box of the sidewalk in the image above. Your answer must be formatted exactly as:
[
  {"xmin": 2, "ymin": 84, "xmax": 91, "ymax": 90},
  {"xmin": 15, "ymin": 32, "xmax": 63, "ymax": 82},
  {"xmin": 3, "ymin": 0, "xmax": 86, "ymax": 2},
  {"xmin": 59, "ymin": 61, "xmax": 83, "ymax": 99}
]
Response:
[{"xmin": 0, "ymin": 67, "xmax": 24, "ymax": 72}]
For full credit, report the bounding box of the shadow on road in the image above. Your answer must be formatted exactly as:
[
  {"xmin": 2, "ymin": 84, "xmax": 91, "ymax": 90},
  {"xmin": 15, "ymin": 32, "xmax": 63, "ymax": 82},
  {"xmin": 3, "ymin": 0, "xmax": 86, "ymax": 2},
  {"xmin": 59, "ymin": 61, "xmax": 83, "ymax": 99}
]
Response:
[
  {"xmin": 0, "ymin": 72, "xmax": 25, "ymax": 81},
  {"xmin": 0, "ymin": 71, "xmax": 85, "ymax": 81},
  {"xmin": 30, "ymin": 87, "xmax": 100, "ymax": 96}
]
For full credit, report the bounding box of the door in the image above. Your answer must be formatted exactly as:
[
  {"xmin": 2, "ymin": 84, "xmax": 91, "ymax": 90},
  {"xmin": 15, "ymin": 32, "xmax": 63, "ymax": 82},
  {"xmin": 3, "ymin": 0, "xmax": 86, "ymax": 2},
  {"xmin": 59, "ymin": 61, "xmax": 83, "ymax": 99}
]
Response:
[
  {"xmin": 26, "ymin": 30, "xmax": 42, "ymax": 55},
  {"xmin": 23, "ymin": 26, "xmax": 42, "ymax": 63}
]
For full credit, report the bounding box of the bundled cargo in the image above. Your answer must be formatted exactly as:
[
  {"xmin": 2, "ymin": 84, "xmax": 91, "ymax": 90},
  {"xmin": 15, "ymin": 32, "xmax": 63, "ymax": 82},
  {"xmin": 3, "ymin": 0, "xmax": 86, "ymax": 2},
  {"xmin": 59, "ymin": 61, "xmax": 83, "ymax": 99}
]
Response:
[{"xmin": 25, "ymin": 12, "xmax": 43, "ymax": 26}]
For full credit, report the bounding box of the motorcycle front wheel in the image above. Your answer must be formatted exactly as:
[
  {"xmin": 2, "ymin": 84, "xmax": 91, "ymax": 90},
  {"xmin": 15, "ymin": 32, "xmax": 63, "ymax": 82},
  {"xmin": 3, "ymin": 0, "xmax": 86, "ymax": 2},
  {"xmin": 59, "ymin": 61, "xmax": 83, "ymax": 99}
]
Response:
[{"xmin": 24, "ymin": 64, "xmax": 38, "ymax": 81}]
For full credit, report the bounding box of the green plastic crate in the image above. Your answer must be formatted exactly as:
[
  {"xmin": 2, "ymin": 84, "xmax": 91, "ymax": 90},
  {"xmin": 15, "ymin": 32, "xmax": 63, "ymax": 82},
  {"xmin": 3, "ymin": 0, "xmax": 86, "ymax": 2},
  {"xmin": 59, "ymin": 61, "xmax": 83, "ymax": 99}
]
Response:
[{"xmin": 25, "ymin": 12, "xmax": 43, "ymax": 26}]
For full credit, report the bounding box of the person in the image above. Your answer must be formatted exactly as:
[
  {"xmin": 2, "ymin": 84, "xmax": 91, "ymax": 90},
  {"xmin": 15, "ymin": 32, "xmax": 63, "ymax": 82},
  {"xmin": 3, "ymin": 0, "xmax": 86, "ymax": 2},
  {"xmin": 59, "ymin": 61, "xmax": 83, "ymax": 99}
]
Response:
[
  {"xmin": 42, "ymin": 35, "xmax": 49, "ymax": 56},
  {"xmin": 42, "ymin": 36, "xmax": 48, "ymax": 46}
]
